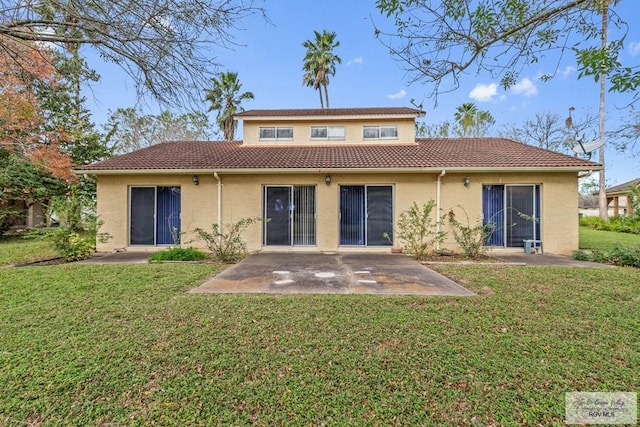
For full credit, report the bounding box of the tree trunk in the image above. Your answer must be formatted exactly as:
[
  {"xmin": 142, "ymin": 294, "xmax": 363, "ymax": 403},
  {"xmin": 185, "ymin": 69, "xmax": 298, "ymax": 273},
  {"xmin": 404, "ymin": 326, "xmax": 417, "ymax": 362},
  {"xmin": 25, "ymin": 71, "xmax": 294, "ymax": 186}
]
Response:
[
  {"xmin": 598, "ymin": 0, "xmax": 609, "ymax": 220},
  {"xmin": 318, "ymin": 86, "xmax": 324, "ymax": 108},
  {"xmin": 324, "ymin": 82, "xmax": 330, "ymax": 108}
]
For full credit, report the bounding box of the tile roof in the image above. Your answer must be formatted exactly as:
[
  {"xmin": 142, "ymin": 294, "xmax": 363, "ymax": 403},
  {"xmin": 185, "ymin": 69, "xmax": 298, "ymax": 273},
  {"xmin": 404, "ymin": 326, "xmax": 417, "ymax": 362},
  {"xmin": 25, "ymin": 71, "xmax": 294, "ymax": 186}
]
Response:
[
  {"xmin": 235, "ymin": 107, "xmax": 424, "ymax": 118},
  {"xmin": 78, "ymin": 138, "xmax": 602, "ymax": 173},
  {"xmin": 605, "ymin": 178, "xmax": 640, "ymax": 195}
]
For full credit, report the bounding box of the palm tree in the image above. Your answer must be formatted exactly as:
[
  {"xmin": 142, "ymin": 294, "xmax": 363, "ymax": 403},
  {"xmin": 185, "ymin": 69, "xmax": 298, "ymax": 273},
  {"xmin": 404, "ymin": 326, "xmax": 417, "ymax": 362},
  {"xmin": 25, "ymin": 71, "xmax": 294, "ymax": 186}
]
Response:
[
  {"xmin": 454, "ymin": 103, "xmax": 479, "ymax": 136},
  {"xmin": 204, "ymin": 71, "xmax": 254, "ymax": 140},
  {"xmin": 302, "ymin": 30, "xmax": 341, "ymax": 108},
  {"xmin": 453, "ymin": 102, "xmax": 495, "ymax": 137},
  {"xmin": 597, "ymin": 0, "xmax": 617, "ymax": 220}
]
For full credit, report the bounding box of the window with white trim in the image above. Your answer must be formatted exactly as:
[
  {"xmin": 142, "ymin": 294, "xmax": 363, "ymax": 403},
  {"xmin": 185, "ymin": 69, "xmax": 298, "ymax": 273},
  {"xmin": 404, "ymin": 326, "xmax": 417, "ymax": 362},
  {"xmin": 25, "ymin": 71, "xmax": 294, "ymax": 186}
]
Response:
[
  {"xmin": 363, "ymin": 125, "xmax": 398, "ymax": 140},
  {"xmin": 259, "ymin": 127, "xmax": 293, "ymax": 140},
  {"xmin": 310, "ymin": 126, "xmax": 345, "ymax": 140}
]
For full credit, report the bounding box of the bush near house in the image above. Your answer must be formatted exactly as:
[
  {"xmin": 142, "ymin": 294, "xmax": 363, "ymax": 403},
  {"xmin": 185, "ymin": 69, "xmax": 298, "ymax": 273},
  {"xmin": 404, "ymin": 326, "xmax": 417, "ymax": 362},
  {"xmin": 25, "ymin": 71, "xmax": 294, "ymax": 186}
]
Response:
[
  {"xmin": 580, "ymin": 215, "xmax": 640, "ymax": 235},
  {"xmin": 148, "ymin": 247, "xmax": 208, "ymax": 262},
  {"xmin": 575, "ymin": 226, "xmax": 640, "ymax": 267},
  {"xmin": 574, "ymin": 246, "xmax": 640, "ymax": 268},
  {"xmin": 192, "ymin": 217, "xmax": 261, "ymax": 262},
  {"xmin": 446, "ymin": 206, "xmax": 493, "ymax": 259},
  {"xmin": 390, "ymin": 200, "xmax": 445, "ymax": 260}
]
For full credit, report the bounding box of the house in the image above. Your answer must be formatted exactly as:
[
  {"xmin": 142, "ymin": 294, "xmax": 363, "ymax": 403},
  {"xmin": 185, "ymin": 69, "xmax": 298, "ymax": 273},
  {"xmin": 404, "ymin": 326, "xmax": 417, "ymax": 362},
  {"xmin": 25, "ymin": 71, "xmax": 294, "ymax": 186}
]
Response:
[
  {"xmin": 77, "ymin": 107, "xmax": 601, "ymax": 255},
  {"xmin": 605, "ymin": 178, "xmax": 639, "ymax": 216}
]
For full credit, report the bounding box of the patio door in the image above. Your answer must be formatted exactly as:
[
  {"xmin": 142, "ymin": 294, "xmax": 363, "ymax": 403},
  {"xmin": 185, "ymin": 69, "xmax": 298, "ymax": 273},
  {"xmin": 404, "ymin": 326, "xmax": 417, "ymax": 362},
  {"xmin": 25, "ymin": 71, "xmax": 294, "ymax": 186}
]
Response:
[
  {"xmin": 483, "ymin": 184, "xmax": 540, "ymax": 248},
  {"xmin": 263, "ymin": 185, "xmax": 316, "ymax": 246},
  {"xmin": 130, "ymin": 186, "xmax": 181, "ymax": 245},
  {"xmin": 339, "ymin": 185, "xmax": 393, "ymax": 246}
]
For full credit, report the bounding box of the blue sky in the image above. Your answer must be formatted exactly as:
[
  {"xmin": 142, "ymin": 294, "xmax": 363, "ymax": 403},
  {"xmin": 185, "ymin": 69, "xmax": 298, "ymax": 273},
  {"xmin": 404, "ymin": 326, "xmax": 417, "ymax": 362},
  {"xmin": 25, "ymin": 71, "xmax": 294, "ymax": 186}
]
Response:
[{"xmin": 85, "ymin": 0, "xmax": 639, "ymax": 186}]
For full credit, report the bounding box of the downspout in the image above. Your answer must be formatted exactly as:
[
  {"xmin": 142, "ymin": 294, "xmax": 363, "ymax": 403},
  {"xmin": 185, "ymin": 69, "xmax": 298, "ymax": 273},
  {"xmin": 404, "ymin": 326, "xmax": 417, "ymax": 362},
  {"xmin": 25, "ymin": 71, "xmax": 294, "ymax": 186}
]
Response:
[
  {"xmin": 436, "ymin": 170, "xmax": 446, "ymax": 251},
  {"xmin": 214, "ymin": 172, "xmax": 222, "ymax": 242}
]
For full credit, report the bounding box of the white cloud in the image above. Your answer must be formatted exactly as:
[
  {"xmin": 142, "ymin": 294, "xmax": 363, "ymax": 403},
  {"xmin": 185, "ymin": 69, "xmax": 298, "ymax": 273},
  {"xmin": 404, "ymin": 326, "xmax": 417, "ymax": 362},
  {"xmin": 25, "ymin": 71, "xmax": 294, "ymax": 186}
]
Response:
[
  {"xmin": 469, "ymin": 83, "xmax": 498, "ymax": 102},
  {"xmin": 387, "ymin": 89, "xmax": 407, "ymax": 99},
  {"xmin": 511, "ymin": 78, "xmax": 538, "ymax": 97},
  {"xmin": 561, "ymin": 65, "xmax": 576, "ymax": 78},
  {"xmin": 346, "ymin": 56, "xmax": 364, "ymax": 67},
  {"xmin": 629, "ymin": 41, "xmax": 640, "ymax": 57}
]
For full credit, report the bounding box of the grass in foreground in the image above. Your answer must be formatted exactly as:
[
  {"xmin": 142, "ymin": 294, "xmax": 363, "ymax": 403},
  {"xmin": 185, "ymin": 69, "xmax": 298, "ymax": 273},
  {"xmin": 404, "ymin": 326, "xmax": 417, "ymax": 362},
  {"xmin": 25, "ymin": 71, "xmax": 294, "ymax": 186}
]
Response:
[
  {"xmin": 0, "ymin": 235, "xmax": 58, "ymax": 265},
  {"xmin": 579, "ymin": 226, "xmax": 640, "ymax": 251},
  {"xmin": 1, "ymin": 263, "xmax": 638, "ymax": 425}
]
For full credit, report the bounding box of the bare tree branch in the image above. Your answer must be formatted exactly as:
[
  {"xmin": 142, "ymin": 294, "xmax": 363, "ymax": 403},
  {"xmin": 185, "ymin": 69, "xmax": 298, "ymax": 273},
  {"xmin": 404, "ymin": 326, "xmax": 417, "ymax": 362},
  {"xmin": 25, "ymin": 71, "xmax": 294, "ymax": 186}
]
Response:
[
  {"xmin": 0, "ymin": 0, "xmax": 265, "ymax": 106},
  {"xmin": 375, "ymin": 0, "xmax": 631, "ymax": 103}
]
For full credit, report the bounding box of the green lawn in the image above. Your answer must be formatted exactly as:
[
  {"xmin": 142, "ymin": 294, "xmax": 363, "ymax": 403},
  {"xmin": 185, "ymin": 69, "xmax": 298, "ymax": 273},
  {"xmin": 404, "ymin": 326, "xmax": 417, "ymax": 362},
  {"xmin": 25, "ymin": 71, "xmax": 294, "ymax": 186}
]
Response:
[
  {"xmin": 1, "ymin": 262, "xmax": 638, "ymax": 425},
  {"xmin": 0, "ymin": 235, "xmax": 58, "ymax": 265},
  {"xmin": 579, "ymin": 226, "xmax": 640, "ymax": 251}
]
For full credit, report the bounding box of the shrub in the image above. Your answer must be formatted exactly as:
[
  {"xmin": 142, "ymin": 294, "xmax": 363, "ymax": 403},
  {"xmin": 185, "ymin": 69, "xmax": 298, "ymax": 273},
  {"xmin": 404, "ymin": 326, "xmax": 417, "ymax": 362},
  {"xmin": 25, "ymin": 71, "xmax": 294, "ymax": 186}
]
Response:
[
  {"xmin": 193, "ymin": 217, "xmax": 260, "ymax": 262},
  {"xmin": 446, "ymin": 206, "xmax": 493, "ymax": 259},
  {"xmin": 390, "ymin": 201, "xmax": 445, "ymax": 261},
  {"xmin": 573, "ymin": 245, "xmax": 640, "ymax": 268},
  {"xmin": 580, "ymin": 215, "xmax": 640, "ymax": 235},
  {"xmin": 149, "ymin": 247, "xmax": 208, "ymax": 262},
  {"xmin": 50, "ymin": 228, "xmax": 95, "ymax": 261},
  {"xmin": 0, "ymin": 206, "xmax": 25, "ymax": 237},
  {"xmin": 608, "ymin": 246, "xmax": 640, "ymax": 268},
  {"xmin": 573, "ymin": 250, "xmax": 591, "ymax": 261}
]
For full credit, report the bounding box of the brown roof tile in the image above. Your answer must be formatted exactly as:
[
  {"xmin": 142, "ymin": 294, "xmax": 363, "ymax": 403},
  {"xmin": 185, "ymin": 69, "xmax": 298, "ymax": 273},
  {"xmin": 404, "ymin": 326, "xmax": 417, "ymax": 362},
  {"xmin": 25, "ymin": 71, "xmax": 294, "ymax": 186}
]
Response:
[
  {"xmin": 78, "ymin": 138, "xmax": 601, "ymax": 173},
  {"xmin": 235, "ymin": 107, "xmax": 424, "ymax": 118}
]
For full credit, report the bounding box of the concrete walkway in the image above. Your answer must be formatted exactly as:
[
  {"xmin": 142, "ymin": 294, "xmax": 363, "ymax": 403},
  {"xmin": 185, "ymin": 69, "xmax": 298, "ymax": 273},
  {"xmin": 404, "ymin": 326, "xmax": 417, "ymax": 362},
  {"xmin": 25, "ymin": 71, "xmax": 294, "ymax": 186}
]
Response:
[
  {"xmin": 189, "ymin": 253, "xmax": 475, "ymax": 296},
  {"xmin": 78, "ymin": 250, "xmax": 612, "ymax": 296},
  {"xmin": 488, "ymin": 252, "xmax": 614, "ymax": 267}
]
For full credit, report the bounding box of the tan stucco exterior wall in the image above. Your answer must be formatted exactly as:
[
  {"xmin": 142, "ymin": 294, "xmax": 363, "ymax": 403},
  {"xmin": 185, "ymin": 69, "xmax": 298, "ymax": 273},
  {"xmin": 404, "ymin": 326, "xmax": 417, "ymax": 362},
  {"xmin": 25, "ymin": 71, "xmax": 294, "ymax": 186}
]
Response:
[
  {"xmin": 95, "ymin": 170, "xmax": 579, "ymax": 255},
  {"xmin": 241, "ymin": 118, "xmax": 416, "ymax": 146},
  {"xmin": 96, "ymin": 174, "xmax": 218, "ymax": 251},
  {"xmin": 437, "ymin": 172, "xmax": 579, "ymax": 255}
]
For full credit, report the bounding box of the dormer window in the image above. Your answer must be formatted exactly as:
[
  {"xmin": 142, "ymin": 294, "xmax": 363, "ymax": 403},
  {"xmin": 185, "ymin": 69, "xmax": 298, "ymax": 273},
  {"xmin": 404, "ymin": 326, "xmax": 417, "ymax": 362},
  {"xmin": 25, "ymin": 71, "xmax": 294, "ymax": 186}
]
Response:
[
  {"xmin": 259, "ymin": 127, "xmax": 293, "ymax": 141},
  {"xmin": 363, "ymin": 125, "xmax": 398, "ymax": 140},
  {"xmin": 311, "ymin": 126, "xmax": 345, "ymax": 141}
]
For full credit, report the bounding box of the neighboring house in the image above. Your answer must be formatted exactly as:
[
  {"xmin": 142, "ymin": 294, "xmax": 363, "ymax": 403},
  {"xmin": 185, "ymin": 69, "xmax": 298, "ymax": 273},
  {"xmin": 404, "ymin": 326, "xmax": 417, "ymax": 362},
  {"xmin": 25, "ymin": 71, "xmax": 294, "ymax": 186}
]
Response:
[
  {"xmin": 605, "ymin": 178, "xmax": 639, "ymax": 216},
  {"xmin": 1, "ymin": 200, "xmax": 45, "ymax": 229},
  {"xmin": 78, "ymin": 107, "xmax": 601, "ymax": 255}
]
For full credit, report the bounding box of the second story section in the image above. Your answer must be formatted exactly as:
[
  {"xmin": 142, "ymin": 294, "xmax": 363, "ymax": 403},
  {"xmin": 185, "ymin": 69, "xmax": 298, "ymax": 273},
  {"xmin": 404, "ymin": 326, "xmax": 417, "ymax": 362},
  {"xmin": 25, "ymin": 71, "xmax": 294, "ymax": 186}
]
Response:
[{"xmin": 235, "ymin": 107, "xmax": 425, "ymax": 146}]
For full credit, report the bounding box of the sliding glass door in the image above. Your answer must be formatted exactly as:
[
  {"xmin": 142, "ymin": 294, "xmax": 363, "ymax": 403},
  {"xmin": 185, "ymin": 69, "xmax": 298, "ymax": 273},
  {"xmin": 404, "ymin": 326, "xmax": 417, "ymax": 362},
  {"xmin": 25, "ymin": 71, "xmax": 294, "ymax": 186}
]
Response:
[
  {"xmin": 263, "ymin": 185, "xmax": 316, "ymax": 246},
  {"xmin": 129, "ymin": 186, "xmax": 181, "ymax": 246},
  {"xmin": 339, "ymin": 185, "xmax": 393, "ymax": 246},
  {"xmin": 483, "ymin": 184, "xmax": 540, "ymax": 247}
]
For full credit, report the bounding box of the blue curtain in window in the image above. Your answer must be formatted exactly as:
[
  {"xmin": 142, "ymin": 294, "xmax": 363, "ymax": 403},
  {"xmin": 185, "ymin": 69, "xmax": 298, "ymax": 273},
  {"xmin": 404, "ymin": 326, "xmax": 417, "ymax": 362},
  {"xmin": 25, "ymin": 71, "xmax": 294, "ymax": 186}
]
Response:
[
  {"xmin": 156, "ymin": 187, "xmax": 181, "ymax": 245},
  {"xmin": 483, "ymin": 185, "xmax": 504, "ymax": 247}
]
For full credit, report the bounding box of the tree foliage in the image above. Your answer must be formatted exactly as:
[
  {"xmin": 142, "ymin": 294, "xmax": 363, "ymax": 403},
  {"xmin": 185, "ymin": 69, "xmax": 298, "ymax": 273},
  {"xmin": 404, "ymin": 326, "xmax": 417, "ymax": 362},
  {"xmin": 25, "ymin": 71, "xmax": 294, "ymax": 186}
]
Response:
[
  {"xmin": 105, "ymin": 108, "xmax": 215, "ymax": 154},
  {"xmin": 0, "ymin": 37, "xmax": 76, "ymax": 182},
  {"xmin": 375, "ymin": 0, "xmax": 637, "ymax": 102},
  {"xmin": 453, "ymin": 102, "xmax": 495, "ymax": 137},
  {"xmin": 415, "ymin": 103, "xmax": 494, "ymax": 138},
  {"xmin": 302, "ymin": 30, "xmax": 341, "ymax": 108},
  {"xmin": 0, "ymin": 151, "xmax": 67, "ymax": 235},
  {"xmin": 204, "ymin": 71, "xmax": 254, "ymax": 140},
  {"xmin": 612, "ymin": 108, "xmax": 640, "ymax": 156},
  {"xmin": 0, "ymin": 0, "xmax": 263, "ymax": 106}
]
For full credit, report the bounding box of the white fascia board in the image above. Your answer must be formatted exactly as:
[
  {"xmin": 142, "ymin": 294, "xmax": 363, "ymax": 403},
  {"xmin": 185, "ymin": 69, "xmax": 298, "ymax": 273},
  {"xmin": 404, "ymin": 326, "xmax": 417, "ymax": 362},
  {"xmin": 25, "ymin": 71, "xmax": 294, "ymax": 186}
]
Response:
[{"xmin": 78, "ymin": 165, "xmax": 602, "ymax": 175}]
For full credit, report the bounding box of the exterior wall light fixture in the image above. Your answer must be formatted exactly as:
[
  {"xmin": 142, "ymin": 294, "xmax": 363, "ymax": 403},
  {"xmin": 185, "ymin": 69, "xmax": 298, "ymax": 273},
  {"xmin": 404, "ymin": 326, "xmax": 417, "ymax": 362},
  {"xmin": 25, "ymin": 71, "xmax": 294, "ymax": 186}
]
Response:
[
  {"xmin": 192, "ymin": 175, "xmax": 199, "ymax": 186},
  {"xmin": 464, "ymin": 176, "xmax": 471, "ymax": 187},
  {"xmin": 325, "ymin": 175, "xmax": 332, "ymax": 186}
]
